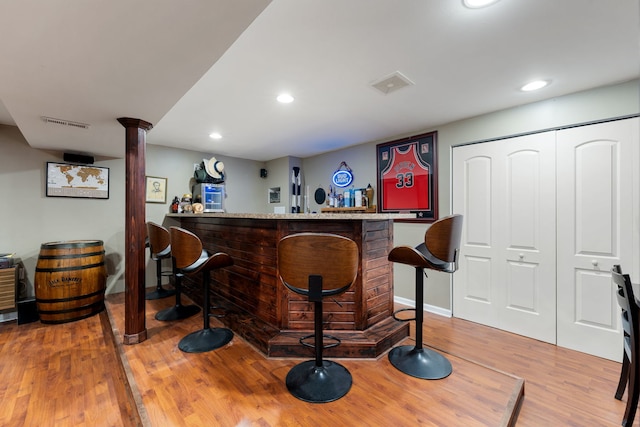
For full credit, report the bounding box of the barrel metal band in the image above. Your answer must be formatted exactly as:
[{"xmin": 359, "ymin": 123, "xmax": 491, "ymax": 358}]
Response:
[
  {"xmin": 40, "ymin": 241, "xmax": 103, "ymax": 249},
  {"xmin": 37, "ymin": 250, "xmax": 105, "ymax": 260},
  {"xmin": 36, "ymin": 288, "xmax": 104, "ymax": 303},
  {"xmin": 37, "ymin": 300, "xmax": 105, "ymax": 315},
  {"xmin": 35, "ymin": 261, "xmax": 105, "ymax": 273}
]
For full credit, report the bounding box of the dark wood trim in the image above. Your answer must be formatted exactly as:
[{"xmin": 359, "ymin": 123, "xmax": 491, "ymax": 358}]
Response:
[{"xmin": 118, "ymin": 117, "xmax": 152, "ymax": 344}]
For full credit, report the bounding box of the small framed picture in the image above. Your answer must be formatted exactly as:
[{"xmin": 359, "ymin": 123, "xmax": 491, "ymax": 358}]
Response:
[{"xmin": 145, "ymin": 176, "xmax": 167, "ymax": 203}]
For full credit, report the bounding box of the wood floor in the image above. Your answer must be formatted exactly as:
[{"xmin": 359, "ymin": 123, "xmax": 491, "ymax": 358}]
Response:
[{"xmin": 0, "ymin": 291, "xmax": 633, "ymax": 426}]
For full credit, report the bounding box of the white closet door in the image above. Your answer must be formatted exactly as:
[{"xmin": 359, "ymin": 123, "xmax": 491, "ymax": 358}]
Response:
[
  {"xmin": 556, "ymin": 118, "xmax": 639, "ymax": 361},
  {"xmin": 453, "ymin": 140, "xmax": 500, "ymax": 329},
  {"xmin": 453, "ymin": 132, "xmax": 557, "ymax": 343}
]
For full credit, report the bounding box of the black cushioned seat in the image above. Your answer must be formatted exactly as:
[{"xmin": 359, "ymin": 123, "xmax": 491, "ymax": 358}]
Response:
[{"xmin": 387, "ymin": 214, "xmax": 463, "ymax": 380}]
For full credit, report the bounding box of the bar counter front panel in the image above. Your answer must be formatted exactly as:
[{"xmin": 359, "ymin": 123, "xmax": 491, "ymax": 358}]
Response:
[{"xmin": 167, "ymin": 213, "xmax": 409, "ymax": 358}]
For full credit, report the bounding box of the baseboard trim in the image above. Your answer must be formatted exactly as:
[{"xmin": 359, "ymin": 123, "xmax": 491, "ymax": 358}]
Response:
[{"xmin": 394, "ymin": 296, "xmax": 452, "ymax": 318}]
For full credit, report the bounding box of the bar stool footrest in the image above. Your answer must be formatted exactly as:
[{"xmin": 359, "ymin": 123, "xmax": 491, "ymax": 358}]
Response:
[
  {"xmin": 286, "ymin": 360, "xmax": 352, "ymax": 403},
  {"xmin": 299, "ymin": 333, "xmax": 341, "ymax": 350},
  {"xmin": 392, "ymin": 307, "xmax": 416, "ymax": 322}
]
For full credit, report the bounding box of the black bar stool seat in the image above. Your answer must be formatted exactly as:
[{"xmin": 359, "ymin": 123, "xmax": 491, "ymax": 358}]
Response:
[
  {"xmin": 147, "ymin": 222, "xmax": 200, "ymax": 321},
  {"xmin": 170, "ymin": 226, "xmax": 234, "ymax": 353},
  {"xmin": 145, "ymin": 223, "xmax": 176, "ymax": 300},
  {"xmin": 278, "ymin": 233, "xmax": 359, "ymax": 403},
  {"xmin": 387, "ymin": 214, "xmax": 463, "ymax": 380}
]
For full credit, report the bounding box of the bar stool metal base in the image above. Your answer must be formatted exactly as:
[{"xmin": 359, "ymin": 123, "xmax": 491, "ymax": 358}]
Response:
[
  {"xmin": 286, "ymin": 360, "xmax": 352, "ymax": 403},
  {"xmin": 155, "ymin": 304, "xmax": 200, "ymax": 321},
  {"xmin": 388, "ymin": 345, "xmax": 452, "ymax": 380},
  {"xmin": 145, "ymin": 287, "xmax": 176, "ymax": 300},
  {"xmin": 178, "ymin": 328, "xmax": 234, "ymax": 353}
]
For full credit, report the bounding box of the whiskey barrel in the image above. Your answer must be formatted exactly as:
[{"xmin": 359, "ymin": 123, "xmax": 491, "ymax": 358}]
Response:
[{"xmin": 35, "ymin": 240, "xmax": 106, "ymax": 324}]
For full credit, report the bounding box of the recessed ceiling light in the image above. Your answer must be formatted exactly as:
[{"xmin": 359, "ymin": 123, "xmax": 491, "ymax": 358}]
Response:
[
  {"xmin": 463, "ymin": 0, "xmax": 500, "ymax": 8},
  {"xmin": 209, "ymin": 132, "xmax": 222, "ymax": 140},
  {"xmin": 521, "ymin": 80, "xmax": 550, "ymax": 92},
  {"xmin": 277, "ymin": 93, "xmax": 294, "ymax": 103}
]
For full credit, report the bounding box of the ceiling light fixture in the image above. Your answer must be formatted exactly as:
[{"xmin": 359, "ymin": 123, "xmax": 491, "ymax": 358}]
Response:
[
  {"xmin": 463, "ymin": 0, "xmax": 500, "ymax": 8},
  {"xmin": 209, "ymin": 132, "xmax": 222, "ymax": 140},
  {"xmin": 276, "ymin": 93, "xmax": 294, "ymax": 104},
  {"xmin": 521, "ymin": 80, "xmax": 550, "ymax": 92}
]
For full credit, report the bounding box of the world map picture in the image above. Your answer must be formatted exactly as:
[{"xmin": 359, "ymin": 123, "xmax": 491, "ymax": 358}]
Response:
[{"xmin": 46, "ymin": 162, "xmax": 109, "ymax": 199}]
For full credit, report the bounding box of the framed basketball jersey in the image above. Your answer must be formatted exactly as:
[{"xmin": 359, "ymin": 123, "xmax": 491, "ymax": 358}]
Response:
[{"xmin": 376, "ymin": 131, "xmax": 438, "ymax": 220}]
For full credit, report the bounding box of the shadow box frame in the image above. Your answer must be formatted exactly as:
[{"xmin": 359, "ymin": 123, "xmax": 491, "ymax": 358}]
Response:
[
  {"xmin": 45, "ymin": 161, "xmax": 110, "ymax": 200},
  {"xmin": 376, "ymin": 131, "xmax": 438, "ymax": 222}
]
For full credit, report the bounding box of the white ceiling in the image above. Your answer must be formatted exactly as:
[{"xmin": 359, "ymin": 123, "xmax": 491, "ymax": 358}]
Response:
[{"xmin": 0, "ymin": 0, "xmax": 638, "ymax": 162}]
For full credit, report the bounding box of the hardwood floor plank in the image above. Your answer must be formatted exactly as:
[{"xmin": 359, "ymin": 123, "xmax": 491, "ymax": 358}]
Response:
[
  {"xmin": 0, "ymin": 288, "xmax": 633, "ymax": 426},
  {"xmin": 106, "ymin": 292, "xmax": 520, "ymax": 427}
]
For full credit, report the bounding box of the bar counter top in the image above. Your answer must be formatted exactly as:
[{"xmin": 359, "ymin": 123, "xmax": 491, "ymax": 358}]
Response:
[{"xmin": 167, "ymin": 212, "xmax": 413, "ymax": 220}]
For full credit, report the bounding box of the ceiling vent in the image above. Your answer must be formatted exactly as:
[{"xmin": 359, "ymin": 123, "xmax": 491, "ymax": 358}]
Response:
[
  {"xmin": 41, "ymin": 116, "xmax": 90, "ymax": 130},
  {"xmin": 370, "ymin": 71, "xmax": 415, "ymax": 95}
]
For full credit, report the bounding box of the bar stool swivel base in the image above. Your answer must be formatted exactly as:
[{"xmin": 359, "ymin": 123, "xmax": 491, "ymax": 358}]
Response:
[
  {"xmin": 145, "ymin": 286, "xmax": 176, "ymax": 301},
  {"xmin": 178, "ymin": 327, "xmax": 233, "ymax": 353},
  {"xmin": 286, "ymin": 360, "xmax": 352, "ymax": 403},
  {"xmin": 388, "ymin": 345, "xmax": 452, "ymax": 380}
]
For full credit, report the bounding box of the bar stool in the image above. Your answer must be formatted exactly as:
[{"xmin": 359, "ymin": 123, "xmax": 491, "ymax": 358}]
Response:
[
  {"xmin": 387, "ymin": 214, "xmax": 463, "ymax": 380},
  {"xmin": 153, "ymin": 224, "xmax": 201, "ymax": 321},
  {"xmin": 170, "ymin": 226, "xmax": 234, "ymax": 353},
  {"xmin": 277, "ymin": 233, "xmax": 359, "ymax": 403},
  {"xmin": 145, "ymin": 222, "xmax": 176, "ymax": 300}
]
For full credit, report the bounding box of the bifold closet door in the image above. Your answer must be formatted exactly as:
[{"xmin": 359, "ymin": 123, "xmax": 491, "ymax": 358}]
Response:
[
  {"xmin": 556, "ymin": 117, "xmax": 639, "ymax": 361},
  {"xmin": 452, "ymin": 131, "xmax": 557, "ymax": 344}
]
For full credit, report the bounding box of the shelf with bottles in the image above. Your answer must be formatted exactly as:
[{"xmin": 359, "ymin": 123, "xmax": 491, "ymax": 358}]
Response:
[{"xmin": 320, "ymin": 205, "xmax": 377, "ymax": 213}]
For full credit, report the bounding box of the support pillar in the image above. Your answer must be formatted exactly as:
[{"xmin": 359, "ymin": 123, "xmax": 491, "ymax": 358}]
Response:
[{"xmin": 118, "ymin": 117, "xmax": 153, "ymax": 344}]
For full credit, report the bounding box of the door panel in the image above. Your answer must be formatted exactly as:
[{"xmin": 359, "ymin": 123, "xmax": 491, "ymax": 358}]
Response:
[
  {"xmin": 453, "ymin": 118, "xmax": 638, "ymax": 359},
  {"xmin": 453, "ymin": 132, "xmax": 556, "ymax": 343},
  {"xmin": 497, "ymin": 133, "xmax": 556, "ymax": 343},
  {"xmin": 556, "ymin": 118, "xmax": 638, "ymax": 361},
  {"xmin": 453, "ymin": 144, "xmax": 499, "ymax": 328}
]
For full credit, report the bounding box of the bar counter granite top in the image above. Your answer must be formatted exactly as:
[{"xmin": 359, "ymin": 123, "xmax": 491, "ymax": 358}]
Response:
[{"xmin": 166, "ymin": 212, "xmax": 414, "ymax": 220}]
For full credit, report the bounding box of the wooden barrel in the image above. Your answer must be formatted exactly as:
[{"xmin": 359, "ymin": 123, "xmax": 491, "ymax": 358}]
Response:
[{"xmin": 35, "ymin": 240, "xmax": 106, "ymax": 324}]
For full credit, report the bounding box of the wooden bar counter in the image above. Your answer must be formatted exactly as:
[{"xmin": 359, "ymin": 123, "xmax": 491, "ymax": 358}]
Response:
[{"xmin": 165, "ymin": 212, "xmax": 410, "ymax": 358}]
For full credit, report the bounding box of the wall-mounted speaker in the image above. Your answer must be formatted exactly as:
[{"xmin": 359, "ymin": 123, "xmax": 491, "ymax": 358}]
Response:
[
  {"xmin": 260, "ymin": 168, "xmax": 268, "ymax": 178},
  {"xmin": 63, "ymin": 152, "xmax": 94, "ymax": 164}
]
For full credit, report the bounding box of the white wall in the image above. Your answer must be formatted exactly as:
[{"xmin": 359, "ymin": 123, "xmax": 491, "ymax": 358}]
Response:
[
  {"xmin": 0, "ymin": 125, "xmax": 127, "ymax": 297},
  {"xmin": 2, "ymin": 79, "xmax": 638, "ymax": 312},
  {"xmin": 300, "ymin": 79, "xmax": 640, "ymax": 311},
  {"xmin": 0, "ymin": 131, "xmax": 265, "ymax": 298}
]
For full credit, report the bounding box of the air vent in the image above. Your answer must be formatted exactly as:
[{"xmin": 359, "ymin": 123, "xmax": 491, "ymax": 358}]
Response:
[
  {"xmin": 370, "ymin": 71, "xmax": 415, "ymax": 95},
  {"xmin": 41, "ymin": 116, "xmax": 90, "ymax": 130}
]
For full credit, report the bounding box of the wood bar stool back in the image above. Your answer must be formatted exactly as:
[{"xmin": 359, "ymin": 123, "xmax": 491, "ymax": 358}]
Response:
[
  {"xmin": 613, "ymin": 264, "xmax": 640, "ymax": 427},
  {"xmin": 387, "ymin": 214, "xmax": 463, "ymax": 380},
  {"xmin": 145, "ymin": 222, "xmax": 176, "ymax": 300},
  {"xmin": 170, "ymin": 226, "xmax": 234, "ymax": 353},
  {"xmin": 278, "ymin": 233, "xmax": 359, "ymax": 403},
  {"xmin": 152, "ymin": 224, "xmax": 200, "ymax": 322}
]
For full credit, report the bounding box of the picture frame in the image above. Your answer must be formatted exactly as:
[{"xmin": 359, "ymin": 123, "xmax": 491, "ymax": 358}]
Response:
[
  {"xmin": 145, "ymin": 176, "xmax": 167, "ymax": 204},
  {"xmin": 268, "ymin": 187, "xmax": 281, "ymax": 204},
  {"xmin": 46, "ymin": 161, "xmax": 110, "ymax": 199},
  {"xmin": 376, "ymin": 131, "xmax": 438, "ymax": 221}
]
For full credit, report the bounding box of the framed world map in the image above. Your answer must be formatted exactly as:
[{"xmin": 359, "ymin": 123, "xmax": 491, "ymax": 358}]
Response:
[{"xmin": 46, "ymin": 162, "xmax": 109, "ymax": 199}]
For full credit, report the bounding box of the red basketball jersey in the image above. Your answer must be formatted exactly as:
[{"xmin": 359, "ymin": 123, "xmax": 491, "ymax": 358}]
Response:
[{"xmin": 381, "ymin": 144, "xmax": 430, "ymax": 210}]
